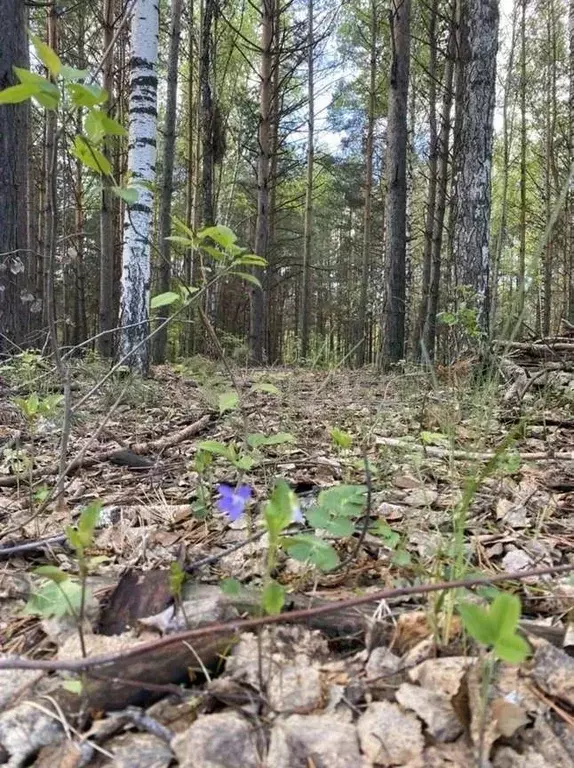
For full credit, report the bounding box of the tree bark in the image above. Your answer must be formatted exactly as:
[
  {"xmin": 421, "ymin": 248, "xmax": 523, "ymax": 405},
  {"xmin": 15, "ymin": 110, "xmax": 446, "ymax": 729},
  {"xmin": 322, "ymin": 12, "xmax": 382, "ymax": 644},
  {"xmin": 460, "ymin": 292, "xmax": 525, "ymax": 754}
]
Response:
[
  {"xmin": 357, "ymin": 0, "xmax": 378, "ymax": 366},
  {"xmin": 249, "ymin": 0, "xmax": 275, "ymax": 364},
  {"xmin": 154, "ymin": 0, "xmax": 183, "ymax": 364},
  {"xmin": 422, "ymin": 0, "xmax": 456, "ymax": 360},
  {"xmin": 381, "ymin": 0, "xmax": 411, "ymax": 367},
  {"xmin": 450, "ymin": 0, "xmax": 499, "ymax": 338},
  {"xmin": 300, "ymin": 0, "xmax": 314, "ymax": 360},
  {"xmin": 0, "ymin": 0, "xmax": 29, "ymax": 355},
  {"xmin": 413, "ymin": 0, "xmax": 438, "ymax": 361},
  {"xmin": 119, "ymin": 0, "xmax": 159, "ymax": 376},
  {"xmin": 518, "ymin": 0, "xmax": 527, "ymax": 331},
  {"xmin": 98, "ymin": 0, "xmax": 117, "ymax": 359}
]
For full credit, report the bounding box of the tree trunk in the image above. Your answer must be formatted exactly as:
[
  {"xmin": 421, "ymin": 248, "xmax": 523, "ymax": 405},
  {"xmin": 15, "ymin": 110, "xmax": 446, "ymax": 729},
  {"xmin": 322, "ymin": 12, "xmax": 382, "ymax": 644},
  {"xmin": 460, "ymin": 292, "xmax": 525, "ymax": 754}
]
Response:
[
  {"xmin": 422, "ymin": 0, "xmax": 456, "ymax": 360},
  {"xmin": 569, "ymin": 0, "xmax": 574, "ymax": 321},
  {"xmin": 357, "ymin": 0, "xmax": 378, "ymax": 366},
  {"xmin": 518, "ymin": 0, "xmax": 527, "ymax": 331},
  {"xmin": 300, "ymin": 0, "xmax": 314, "ymax": 360},
  {"xmin": 154, "ymin": 0, "xmax": 183, "ymax": 364},
  {"xmin": 0, "ymin": 0, "xmax": 29, "ymax": 355},
  {"xmin": 413, "ymin": 0, "xmax": 438, "ymax": 361},
  {"xmin": 381, "ymin": 0, "xmax": 411, "ymax": 367},
  {"xmin": 249, "ymin": 0, "xmax": 275, "ymax": 364},
  {"xmin": 450, "ymin": 0, "xmax": 499, "ymax": 338},
  {"xmin": 491, "ymin": 0, "xmax": 517, "ymax": 336},
  {"xmin": 119, "ymin": 0, "xmax": 159, "ymax": 376},
  {"xmin": 98, "ymin": 0, "xmax": 117, "ymax": 358},
  {"xmin": 200, "ymin": 0, "xmax": 215, "ymax": 226}
]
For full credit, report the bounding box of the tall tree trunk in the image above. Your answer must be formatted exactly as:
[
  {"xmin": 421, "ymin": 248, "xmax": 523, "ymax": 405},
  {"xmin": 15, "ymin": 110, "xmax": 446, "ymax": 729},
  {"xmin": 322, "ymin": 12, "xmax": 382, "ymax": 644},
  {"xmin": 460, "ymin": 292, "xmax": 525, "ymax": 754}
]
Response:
[
  {"xmin": 518, "ymin": 0, "xmax": 527, "ymax": 331},
  {"xmin": 200, "ymin": 0, "xmax": 215, "ymax": 226},
  {"xmin": 413, "ymin": 0, "xmax": 438, "ymax": 361},
  {"xmin": 492, "ymin": 0, "xmax": 517, "ymax": 336},
  {"xmin": 250, "ymin": 0, "xmax": 275, "ymax": 363},
  {"xmin": 357, "ymin": 0, "xmax": 378, "ymax": 366},
  {"xmin": 154, "ymin": 0, "xmax": 183, "ymax": 363},
  {"xmin": 422, "ymin": 0, "xmax": 456, "ymax": 360},
  {"xmin": 183, "ymin": 0, "xmax": 196, "ymax": 355},
  {"xmin": 119, "ymin": 0, "xmax": 159, "ymax": 376},
  {"xmin": 381, "ymin": 0, "xmax": 411, "ymax": 367},
  {"xmin": 450, "ymin": 0, "xmax": 499, "ymax": 338},
  {"xmin": 98, "ymin": 0, "xmax": 117, "ymax": 358},
  {"xmin": 300, "ymin": 0, "xmax": 314, "ymax": 360},
  {"xmin": 569, "ymin": 0, "xmax": 574, "ymax": 320},
  {"xmin": 0, "ymin": 0, "xmax": 29, "ymax": 355}
]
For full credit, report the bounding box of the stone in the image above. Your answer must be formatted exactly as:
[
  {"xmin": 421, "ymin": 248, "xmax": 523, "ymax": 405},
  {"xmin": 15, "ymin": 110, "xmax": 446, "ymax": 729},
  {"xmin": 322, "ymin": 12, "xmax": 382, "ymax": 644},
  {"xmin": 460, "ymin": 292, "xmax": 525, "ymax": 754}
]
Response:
[
  {"xmin": 172, "ymin": 712, "xmax": 262, "ymax": 768},
  {"xmin": 395, "ymin": 682, "xmax": 463, "ymax": 742},
  {"xmin": 357, "ymin": 701, "xmax": 424, "ymax": 766},
  {"xmin": 267, "ymin": 714, "xmax": 364, "ymax": 768}
]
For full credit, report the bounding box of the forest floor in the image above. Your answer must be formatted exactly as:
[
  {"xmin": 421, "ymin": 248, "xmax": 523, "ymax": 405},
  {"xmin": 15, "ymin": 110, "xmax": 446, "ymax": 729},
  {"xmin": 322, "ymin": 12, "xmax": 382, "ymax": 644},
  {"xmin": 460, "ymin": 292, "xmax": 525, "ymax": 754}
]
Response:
[{"xmin": 0, "ymin": 354, "xmax": 573, "ymax": 767}]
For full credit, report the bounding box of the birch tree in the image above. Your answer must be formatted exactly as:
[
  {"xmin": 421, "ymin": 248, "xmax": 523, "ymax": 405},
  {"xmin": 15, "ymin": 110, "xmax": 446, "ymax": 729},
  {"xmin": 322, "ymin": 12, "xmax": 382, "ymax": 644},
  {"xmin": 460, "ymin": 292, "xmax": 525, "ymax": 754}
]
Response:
[{"xmin": 119, "ymin": 0, "xmax": 159, "ymax": 375}]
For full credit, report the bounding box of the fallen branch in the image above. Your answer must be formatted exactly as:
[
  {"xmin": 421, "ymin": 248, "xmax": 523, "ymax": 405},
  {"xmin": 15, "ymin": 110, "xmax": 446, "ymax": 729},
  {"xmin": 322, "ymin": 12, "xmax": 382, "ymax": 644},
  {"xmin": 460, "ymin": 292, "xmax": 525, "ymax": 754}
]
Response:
[
  {"xmin": 2, "ymin": 561, "xmax": 573, "ymax": 673},
  {"xmin": 375, "ymin": 435, "xmax": 574, "ymax": 462},
  {"xmin": 0, "ymin": 414, "xmax": 212, "ymax": 488}
]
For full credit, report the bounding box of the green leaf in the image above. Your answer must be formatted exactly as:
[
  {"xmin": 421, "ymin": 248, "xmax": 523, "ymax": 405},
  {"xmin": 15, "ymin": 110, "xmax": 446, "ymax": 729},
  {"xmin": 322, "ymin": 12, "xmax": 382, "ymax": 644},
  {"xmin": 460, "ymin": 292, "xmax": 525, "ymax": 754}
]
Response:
[
  {"xmin": 71, "ymin": 136, "xmax": 111, "ymax": 175},
  {"xmin": 458, "ymin": 602, "xmax": 495, "ymax": 646},
  {"xmin": 307, "ymin": 508, "xmax": 354, "ymax": 537},
  {"xmin": 235, "ymin": 254, "xmax": 268, "ymax": 267},
  {"xmin": 99, "ymin": 113, "xmax": 127, "ymax": 136},
  {"xmin": 489, "ymin": 593, "xmax": 521, "ymax": 641},
  {"xmin": 169, "ymin": 562, "xmax": 186, "ymax": 597},
  {"xmin": 330, "ymin": 427, "xmax": 353, "ymax": 449},
  {"xmin": 34, "ymin": 565, "xmax": 69, "ymax": 584},
  {"xmin": 0, "ymin": 83, "xmax": 40, "ymax": 104},
  {"xmin": 420, "ymin": 431, "xmax": 449, "ymax": 446},
  {"xmin": 200, "ymin": 244, "xmax": 226, "ymax": 261},
  {"xmin": 220, "ymin": 577, "xmax": 243, "ymax": 597},
  {"xmin": 247, "ymin": 432, "xmax": 295, "ymax": 448},
  {"xmin": 317, "ymin": 485, "xmax": 366, "ymax": 517},
  {"xmin": 172, "ymin": 215, "xmax": 195, "ymax": 240},
  {"xmin": 282, "ymin": 534, "xmax": 340, "ymax": 572},
  {"xmin": 111, "ymin": 186, "xmax": 139, "ymax": 204},
  {"xmin": 264, "ymin": 480, "xmax": 297, "ymax": 538},
  {"xmin": 151, "ymin": 291, "xmax": 180, "ymax": 310},
  {"xmin": 261, "ymin": 580, "xmax": 285, "ymax": 615},
  {"xmin": 230, "ymin": 271, "xmax": 262, "ymax": 288},
  {"xmin": 30, "ymin": 33, "xmax": 62, "ymax": 76},
  {"xmin": 11, "ymin": 70, "xmax": 59, "ymax": 108},
  {"xmin": 494, "ymin": 633, "xmax": 530, "ymax": 664},
  {"xmin": 391, "ymin": 549, "xmax": 412, "ymax": 566},
  {"xmin": 198, "ymin": 224, "xmax": 237, "ymax": 249},
  {"xmin": 252, "ymin": 382, "xmax": 280, "ymax": 395},
  {"xmin": 218, "ymin": 391, "xmax": 238, "ymax": 414},
  {"xmin": 197, "ymin": 440, "xmax": 231, "ymax": 458},
  {"xmin": 67, "ymin": 83, "xmax": 108, "ymax": 107},
  {"xmin": 233, "ymin": 455, "xmax": 256, "ymax": 471},
  {"xmin": 59, "ymin": 65, "xmax": 90, "ymax": 81},
  {"xmin": 166, "ymin": 235, "xmax": 195, "ymax": 247},
  {"xmin": 23, "ymin": 579, "xmax": 83, "ymax": 619},
  {"xmin": 62, "ymin": 679, "xmax": 83, "ymax": 695}
]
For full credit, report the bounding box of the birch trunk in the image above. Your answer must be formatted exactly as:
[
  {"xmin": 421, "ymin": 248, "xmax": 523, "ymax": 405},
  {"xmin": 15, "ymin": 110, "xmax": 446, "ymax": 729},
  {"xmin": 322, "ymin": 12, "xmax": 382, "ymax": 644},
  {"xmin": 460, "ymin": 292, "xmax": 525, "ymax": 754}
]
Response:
[{"xmin": 119, "ymin": 0, "xmax": 159, "ymax": 376}]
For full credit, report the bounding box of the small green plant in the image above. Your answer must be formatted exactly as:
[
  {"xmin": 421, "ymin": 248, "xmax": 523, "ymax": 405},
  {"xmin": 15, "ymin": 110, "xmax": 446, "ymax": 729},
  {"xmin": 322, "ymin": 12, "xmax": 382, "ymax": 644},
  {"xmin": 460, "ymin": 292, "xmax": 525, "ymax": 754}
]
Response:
[
  {"xmin": 457, "ymin": 592, "xmax": 530, "ymax": 663},
  {"xmin": 15, "ymin": 392, "xmax": 63, "ymax": 424},
  {"xmin": 330, "ymin": 427, "xmax": 353, "ymax": 451},
  {"xmin": 24, "ymin": 501, "xmax": 104, "ymax": 659},
  {"xmin": 150, "ymin": 222, "xmax": 267, "ymax": 311}
]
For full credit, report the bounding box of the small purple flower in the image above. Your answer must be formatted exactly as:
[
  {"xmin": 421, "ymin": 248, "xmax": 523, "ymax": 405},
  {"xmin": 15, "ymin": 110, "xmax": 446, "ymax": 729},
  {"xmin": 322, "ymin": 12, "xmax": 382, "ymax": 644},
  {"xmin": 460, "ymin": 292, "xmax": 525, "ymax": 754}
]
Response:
[
  {"xmin": 216, "ymin": 484, "xmax": 252, "ymax": 522},
  {"xmin": 291, "ymin": 499, "xmax": 304, "ymax": 524}
]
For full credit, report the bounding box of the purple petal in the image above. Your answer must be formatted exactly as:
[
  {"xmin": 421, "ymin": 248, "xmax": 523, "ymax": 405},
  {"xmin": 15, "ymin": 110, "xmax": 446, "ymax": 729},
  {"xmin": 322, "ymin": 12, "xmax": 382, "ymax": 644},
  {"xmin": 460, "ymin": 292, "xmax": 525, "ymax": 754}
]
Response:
[
  {"xmin": 216, "ymin": 484, "xmax": 234, "ymax": 497},
  {"xmin": 235, "ymin": 485, "xmax": 252, "ymax": 501},
  {"xmin": 291, "ymin": 504, "xmax": 304, "ymax": 524}
]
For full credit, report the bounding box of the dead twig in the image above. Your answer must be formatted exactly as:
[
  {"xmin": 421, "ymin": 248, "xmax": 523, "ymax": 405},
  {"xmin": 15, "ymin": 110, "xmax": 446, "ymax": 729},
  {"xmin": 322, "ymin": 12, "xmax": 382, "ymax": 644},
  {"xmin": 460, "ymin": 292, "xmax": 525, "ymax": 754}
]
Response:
[{"xmin": 1, "ymin": 561, "xmax": 573, "ymax": 673}]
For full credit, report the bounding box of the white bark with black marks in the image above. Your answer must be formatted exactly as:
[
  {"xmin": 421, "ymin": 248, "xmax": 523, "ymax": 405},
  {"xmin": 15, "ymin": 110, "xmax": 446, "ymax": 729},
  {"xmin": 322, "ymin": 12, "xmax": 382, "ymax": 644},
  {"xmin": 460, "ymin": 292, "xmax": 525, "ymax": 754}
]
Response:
[{"xmin": 119, "ymin": 0, "xmax": 159, "ymax": 376}]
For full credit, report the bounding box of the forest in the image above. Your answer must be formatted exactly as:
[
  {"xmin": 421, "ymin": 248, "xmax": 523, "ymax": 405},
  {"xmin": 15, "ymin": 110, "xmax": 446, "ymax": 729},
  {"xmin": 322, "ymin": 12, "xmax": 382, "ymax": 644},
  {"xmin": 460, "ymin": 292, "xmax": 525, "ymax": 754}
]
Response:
[{"xmin": 1, "ymin": 0, "xmax": 574, "ymax": 766}]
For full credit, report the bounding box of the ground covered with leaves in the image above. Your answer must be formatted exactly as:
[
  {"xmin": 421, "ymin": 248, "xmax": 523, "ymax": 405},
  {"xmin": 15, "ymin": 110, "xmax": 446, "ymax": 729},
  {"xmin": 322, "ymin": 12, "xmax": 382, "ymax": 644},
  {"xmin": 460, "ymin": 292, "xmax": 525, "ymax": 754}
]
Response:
[{"xmin": 0, "ymin": 354, "xmax": 573, "ymax": 767}]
